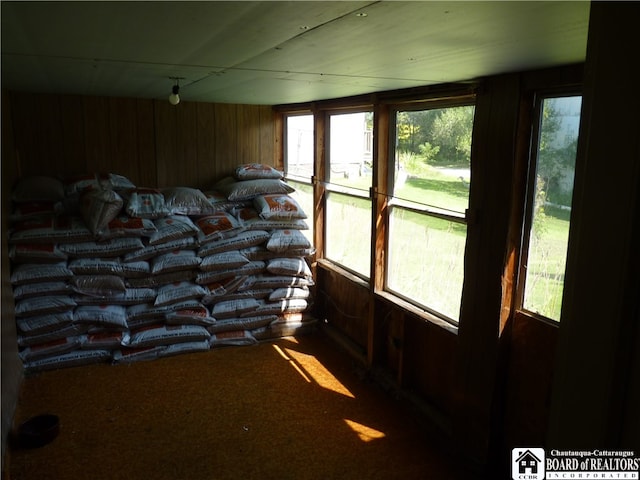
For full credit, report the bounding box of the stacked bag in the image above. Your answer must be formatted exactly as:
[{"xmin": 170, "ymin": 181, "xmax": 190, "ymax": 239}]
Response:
[{"xmin": 8, "ymin": 165, "xmax": 316, "ymax": 372}]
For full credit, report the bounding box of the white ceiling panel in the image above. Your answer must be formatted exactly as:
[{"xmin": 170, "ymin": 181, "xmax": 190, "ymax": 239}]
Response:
[{"xmin": 1, "ymin": 1, "xmax": 590, "ymax": 105}]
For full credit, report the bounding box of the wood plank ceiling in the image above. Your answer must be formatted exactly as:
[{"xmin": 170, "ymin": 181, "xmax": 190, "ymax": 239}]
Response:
[{"xmin": 1, "ymin": 1, "xmax": 590, "ymax": 105}]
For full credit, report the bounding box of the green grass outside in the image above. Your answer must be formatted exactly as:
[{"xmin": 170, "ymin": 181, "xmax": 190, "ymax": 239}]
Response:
[
  {"xmin": 290, "ymin": 166, "xmax": 569, "ymax": 321},
  {"xmin": 523, "ymin": 210, "xmax": 570, "ymax": 320}
]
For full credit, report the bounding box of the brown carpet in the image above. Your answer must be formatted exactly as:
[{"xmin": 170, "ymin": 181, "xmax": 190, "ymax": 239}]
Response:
[{"xmin": 6, "ymin": 333, "xmax": 478, "ymax": 480}]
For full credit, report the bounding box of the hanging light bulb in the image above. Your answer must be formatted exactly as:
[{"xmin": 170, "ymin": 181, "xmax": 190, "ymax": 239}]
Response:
[{"xmin": 169, "ymin": 82, "xmax": 180, "ymax": 105}]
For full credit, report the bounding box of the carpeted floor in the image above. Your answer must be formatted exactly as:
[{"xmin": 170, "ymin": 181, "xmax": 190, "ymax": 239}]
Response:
[{"xmin": 5, "ymin": 333, "xmax": 478, "ymax": 480}]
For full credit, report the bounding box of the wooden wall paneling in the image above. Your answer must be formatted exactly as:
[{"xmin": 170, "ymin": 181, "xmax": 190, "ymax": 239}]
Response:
[
  {"xmin": 617, "ymin": 140, "xmax": 640, "ymax": 450},
  {"xmin": 451, "ymin": 81, "xmax": 492, "ymax": 439},
  {"xmin": 620, "ymin": 297, "xmax": 640, "ymax": 449},
  {"xmin": 25, "ymin": 96, "xmax": 40, "ymax": 174},
  {"xmin": 317, "ymin": 265, "xmax": 370, "ymax": 350},
  {"xmin": 37, "ymin": 94, "xmax": 65, "ymax": 175},
  {"xmin": 153, "ymin": 99, "xmax": 178, "ymax": 188},
  {"xmin": 134, "ymin": 99, "xmax": 157, "ymax": 188},
  {"xmin": 108, "ymin": 97, "xmax": 141, "ymax": 181},
  {"xmin": 454, "ymin": 74, "xmax": 520, "ymax": 467},
  {"xmin": 196, "ymin": 102, "xmax": 217, "ymax": 187},
  {"xmin": 547, "ymin": 2, "xmax": 640, "ymax": 450},
  {"xmin": 400, "ymin": 316, "xmax": 458, "ymax": 440},
  {"xmin": 58, "ymin": 94, "xmax": 86, "ymax": 176},
  {"xmin": 237, "ymin": 104, "xmax": 261, "ymax": 165},
  {"xmin": 2, "ymin": 92, "xmax": 20, "ymax": 187},
  {"xmin": 368, "ymin": 103, "xmax": 391, "ymax": 367},
  {"xmin": 263, "ymin": 106, "xmax": 279, "ymax": 169},
  {"xmin": 272, "ymin": 110, "xmax": 284, "ymax": 172},
  {"xmin": 8, "ymin": 92, "xmax": 35, "ymax": 177},
  {"xmin": 1, "ymin": 91, "xmax": 23, "ymax": 461},
  {"xmin": 10, "ymin": 93, "xmax": 61, "ymax": 177},
  {"xmin": 486, "ymin": 81, "xmax": 536, "ymax": 475},
  {"xmin": 489, "ymin": 316, "xmax": 513, "ymax": 478},
  {"xmin": 6, "ymin": 93, "xmax": 282, "ymax": 189},
  {"xmin": 0, "ymin": 201, "xmax": 20, "ymax": 463},
  {"xmin": 386, "ymin": 307, "xmax": 405, "ymax": 385},
  {"xmin": 175, "ymin": 101, "xmax": 199, "ymax": 187},
  {"xmin": 9, "ymin": 94, "xmax": 283, "ymax": 189},
  {"xmin": 83, "ymin": 96, "xmax": 113, "ymax": 174},
  {"xmin": 486, "ymin": 66, "xmax": 584, "ymax": 475},
  {"xmin": 214, "ymin": 103, "xmax": 238, "ymax": 179},
  {"xmin": 404, "ymin": 317, "xmax": 458, "ymax": 418},
  {"xmin": 501, "ymin": 313, "xmax": 557, "ymax": 448}
]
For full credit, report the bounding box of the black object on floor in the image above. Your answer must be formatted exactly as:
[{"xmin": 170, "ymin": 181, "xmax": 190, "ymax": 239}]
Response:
[{"xmin": 11, "ymin": 414, "xmax": 60, "ymax": 449}]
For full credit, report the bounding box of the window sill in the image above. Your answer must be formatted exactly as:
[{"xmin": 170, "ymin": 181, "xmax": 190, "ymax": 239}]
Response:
[
  {"xmin": 375, "ymin": 290, "xmax": 459, "ymax": 336},
  {"xmin": 515, "ymin": 309, "xmax": 561, "ymax": 329},
  {"xmin": 315, "ymin": 259, "xmax": 458, "ymax": 336},
  {"xmin": 316, "ymin": 258, "xmax": 370, "ymax": 290}
]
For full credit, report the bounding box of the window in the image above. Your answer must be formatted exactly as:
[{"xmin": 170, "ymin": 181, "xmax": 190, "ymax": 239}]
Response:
[
  {"xmin": 324, "ymin": 111, "xmax": 373, "ymax": 278},
  {"xmin": 285, "ymin": 114, "xmax": 314, "ymax": 181},
  {"xmin": 386, "ymin": 104, "xmax": 475, "ymax": 323},
  {"xmin": 519, "ymin": 94, "xmax": 582, "ymax": 321},
  {"xmin": 284, "ymin": 114, "xmax": 315, "ymax": 245}
]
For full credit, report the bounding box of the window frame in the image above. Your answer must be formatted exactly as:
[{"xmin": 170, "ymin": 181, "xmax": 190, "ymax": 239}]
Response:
[
  {"xmin": 283, "ymin": 112, "xmax": 317, "ymax": 250},
  {"xmin": 515, "ymin": 88, "xmax": 582, "ymax": 324},
  {"xmin": 322, "ymin": 108, "xmax": 375, "ymax": 281},
  {"xmin": 283, "ymin": 111, "xmax": 315, "ymax": 184},
  {"xmin": 323, "ymin": 108, "xmax": 374, "ymax": 199},
  {"xmin": 383, "ymin": 98, "xmax": 476, "ymax": 325}
]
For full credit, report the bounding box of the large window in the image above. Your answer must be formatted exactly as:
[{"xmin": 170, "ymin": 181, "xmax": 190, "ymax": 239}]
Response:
[
  {"xmin": 285, "ymin": 114, "xmax": 315, "ymax": 245},
  {"xmin": 281, "ymin": 85, "xmax": 580, "ymax": 329},
  {"xmin": 519, "ymin": 94, "xmax": 582, "ymax": 321},
  {"xmin": 324, "ymin": 111, "xmax": 373, "ymax": 278},
  {"xmin": 386, "ymin": 104, "xmax": 475, "ymax": 323}
]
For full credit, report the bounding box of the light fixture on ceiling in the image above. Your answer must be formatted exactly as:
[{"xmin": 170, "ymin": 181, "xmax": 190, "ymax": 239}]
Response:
[{"xmin": 169, "ymin": 77, "xmax": 182, "ymax": 105}]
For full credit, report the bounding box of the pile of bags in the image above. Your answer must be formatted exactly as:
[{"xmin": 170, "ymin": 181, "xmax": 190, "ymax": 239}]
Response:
[{"xmin": 8, "ymin": 164, "xmax": 316, "ymax": 372}]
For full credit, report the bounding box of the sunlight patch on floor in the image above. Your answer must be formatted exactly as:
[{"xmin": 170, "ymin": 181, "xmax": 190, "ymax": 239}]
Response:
[
  {"xmin": 343, "ymin": 419, "xmax": 386, "ymax": 442},
  {"xmin": 273, "ymin": 344, "xmax": 312, "ymax": 382},
  {"xmin": 272, "ymin": 344, "xmax": 355, "ymax": 398}
]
